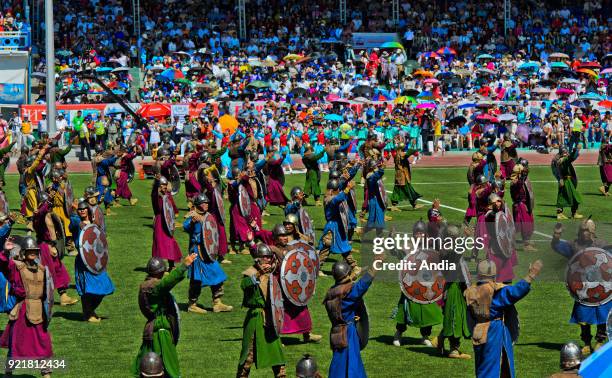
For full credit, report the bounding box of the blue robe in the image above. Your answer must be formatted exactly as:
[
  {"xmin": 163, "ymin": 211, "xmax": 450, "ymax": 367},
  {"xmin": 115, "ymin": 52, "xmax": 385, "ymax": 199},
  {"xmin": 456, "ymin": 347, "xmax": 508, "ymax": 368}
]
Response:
[
  {"xmin": 366, "ymin": 169, "xmax": 385, "ymax": 229},
  {"xmin": 329, "ymin": 273, "xmax": 373, "ymax": 378},
  {"xmin": 69, "ymin": 215, "xmax": 115, "ymax": 297},
  {"xmin": 183, "ymin": 217, "xmax": 227, "ymax": 287},
  {"xmin": 551, "ymin": 239, "xmax": 612, "ymax": 324},
  {"xmin": 339, "ymin": 165, "xmax": 360, "ymax": 230},
  {"xmin": 474, "ymin": 280, "xmax": 531, "ymax": 378},
  {"xmin": 318, "ymin": 192, "xmax": 351, "ymax": 254},
  {"xmin": 96, "ymin": 156, "xmax": 117, "ymax": 205}
]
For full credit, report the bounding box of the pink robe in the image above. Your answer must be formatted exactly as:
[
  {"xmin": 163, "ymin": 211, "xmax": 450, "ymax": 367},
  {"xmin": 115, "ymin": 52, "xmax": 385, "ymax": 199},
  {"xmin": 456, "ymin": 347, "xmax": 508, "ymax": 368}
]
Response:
[
  {"xmin": 228, "ymin": 178, "xmax": 261, "ymax": 243},
  {"xmin": 151, "ymin": 183, "xmax": 182, "ymax": 262},
  {"xmin": 33, "ymin": 203, "xmax": 70, "ymax": 290},
  {"xmin": 265, "ymin": 157, "xmax": 289, "ymax": 205},
  {"xmin": 115, "ymin": 153, "xmax": 135, "ymax": 199}
]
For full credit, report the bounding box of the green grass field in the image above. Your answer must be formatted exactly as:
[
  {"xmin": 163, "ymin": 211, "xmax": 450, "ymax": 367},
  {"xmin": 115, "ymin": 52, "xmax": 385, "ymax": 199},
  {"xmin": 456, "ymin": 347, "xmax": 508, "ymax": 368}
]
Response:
[{"xmin": 1, "ymin": 164, "xmax": 611, "ymax": 377}]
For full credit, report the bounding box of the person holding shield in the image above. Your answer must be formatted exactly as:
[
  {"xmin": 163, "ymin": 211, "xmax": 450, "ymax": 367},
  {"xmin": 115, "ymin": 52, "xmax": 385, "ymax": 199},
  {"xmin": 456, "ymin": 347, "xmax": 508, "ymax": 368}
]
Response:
[
  {"xmin": 115, "ymin": 146, "xmax": 140, "ymax": 206},
  {"xmin": 510, "ymin": 161, "xmax": 536, "ymax": 252},
  {"xmin": 301, "ymin": 144, "xmax": 326, "ymax": 206},
  {"xmin": 183, "ymin": 193, "xmax": 233, "ymax": 314},
  {"xmin": 151, "ymin": 175, "xmax": 182, "ymax": 270},
  {"xmin": 93, "ymin": 146, "xmax": 118, "ymax": 216}
]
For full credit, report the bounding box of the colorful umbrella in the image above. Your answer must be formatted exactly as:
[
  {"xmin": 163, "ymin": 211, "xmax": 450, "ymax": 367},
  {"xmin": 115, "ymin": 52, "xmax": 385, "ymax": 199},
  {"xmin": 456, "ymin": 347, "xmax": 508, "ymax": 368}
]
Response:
[
  {"xmin": 283, "ymin": 54, "xmax": 302, "ymax": 61},
  {"xmin": 549, "ymin": 52, "xmax": 569, "ymax": 59},
  {"xmin": 412, "ymin": 70, "xmax": 434, "ymax": 78},
  {"xmin": 550, "ymin": 61, "xmax": 569, "ymax": 69},
  {"xmin": 417, "ymin": 91, "xmax": 434, "ymax": 100},
  {"xmin": 381, "ymin": 41, "xmax": 404, "ymax": 50},
  {"xmin": 498, "ymin": 114, "xmax": 517, "ymax": 121},
  {"xmin": 518, "ymin": 61, "xmax": 540, "ymax": 70},
  {"xmin": 423, "ymin": 78, "xmax": 440, "ymax": 85},
  {"xmin": 576, "ymin": 68, "xmax": 598, "ymax": 77},
  {"xmin": 476, "ymin": 113, "xmax": 499, "ymax": 123},
  {"xmin": 325, "ymin": 94, "xmax": 340, "ymax": 102},
  {"xmin": 394, "ymin": 96, "xmax": 417, "ymax": 105},
  {"xmin": 579, "ymin": 61, "xmax": 601, "ymax": 69},
  {"xmin": 324, "ymin": 114, "xmax": 343, "ymax": 122},
  {"xmin": 600, "ymin": 68, "xmax": 612, "ymax": 75},
  {"xmin": 247, "ymin": 80, "xmax": 270, "ymax": 89},
  {"xmin": 476, "ymin": 54, "xmax": 494, "ymax": 60},
  {"xmin": 416, "ymin": 103, "xmax": 436, "ymax": 109},
  {"xmin": 219, "ymin": 114, "xmax": 239, "ymax": 134},
  {"xmin": 160, "ymin": 68, "xmax": 184, "ymax": 80},
  {"xmin": 555, "ymin": 88, "xmax": 575, "ymax": 95},
  {"xmin": 436, "ymin": 47, "xmax": 457, "ymax": 55},
  {"xmin": 458, "ymin": 102, "xmax": 476, "ymax": 109},
  {"xmin": 598, "ymin": 100, "xmax": 612, "ymax": 108},
  {"xmin": 137, "ymin": 103, "xmax": 171, "ymax": 119},
  {"xmin": 579, "ymin": 92, "xmax": 604, "ymax": 101},
  {"xmin": 331, "ymin": 98, "xmax": 351, "ymax": 105},
  {"xmin": 421, "ymin": 51, "xmax": 440, "ymax": 59}
]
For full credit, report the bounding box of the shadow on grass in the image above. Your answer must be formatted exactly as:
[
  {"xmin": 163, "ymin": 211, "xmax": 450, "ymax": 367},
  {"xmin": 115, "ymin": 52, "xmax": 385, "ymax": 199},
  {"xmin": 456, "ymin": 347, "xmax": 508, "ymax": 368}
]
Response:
[
  {"xmin": 5, "ymin": 374, "xmax": 37, "ymax": 378},
  {"xmin": 538, "ymin": 215, "xmax": 561, "ymax": 219},
  {"xmin": 371, "ymin": 334, "xmax": 422, "ymax": 346},
  {"xmin": 517, "ymin": 341, "xmax": 564, "ymax": 351},
  {"xmin": 280, "ymin": 336, "xmax": 306, "ymax": 346},
  {"xmin": 53, "ymin": 311, "xmax": 84, "ymax": 322},
  {"xmin": 219, "ymin": 338, "xmax": 243, "ymax": 342},
  {"xmin": 406, "ymin": 346, "xmax": 444, "ymax": 357},
  {"xmin": 133, "ymin": 267, "xmax": 148, "ymax": 273}
]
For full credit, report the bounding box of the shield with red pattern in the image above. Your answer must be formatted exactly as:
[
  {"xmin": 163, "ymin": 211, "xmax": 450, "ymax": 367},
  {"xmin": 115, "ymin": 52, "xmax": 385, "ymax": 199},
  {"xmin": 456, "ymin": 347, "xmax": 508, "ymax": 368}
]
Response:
[
  {"xmin": 78, "ymin": 223, "xmax": 109, "ymax": 275},
  {"xmin": 0, "ymin": 191, "xmax": 8, "ymax": 214},
  {"xmin": 338, "ymin": 200, "xmax": 349, "ymax": 236},
  {"xmin": 90, "ymin": 205, "xmax": 106, "ymax": 233},
  {"xmin": 376, "ymin": 179, "xmax": 388, "ymax": 209},
  {"xmin": 268, "ymin": 275, "xmax": 284, "ymax": 336},
  {"xmin": 238, "ymin": 185, "xmax": 251, "ymax": 218},
  {"xmin": 525, "ymin": 178, "xmax": 535, "ymax": 214},
  {"xmin": 213, "ymin": 185, "xmax": 226, "ymax": 224},
  {"xmin": 63, "ymin": 180, "xmax": 74, "ymax": 215},
  {"xmin": 162, "ymin": 195, "xmax": 175, "ymax": 235},
  {"xmin": 565, "ymin": 247, "xmax": 612, "ymax": 306},
  {"xmin": 495, "ymin": 211, "xmax": 514, "ymax": 258},
  {"xmin": 280, "ymin": 241, "xmax": 317, "ymax": 306},
  {"xmin": 298, "ymin": 207, "xmax": 315, "ymax": 242},
  {"xmin": 200, "ymin": 213, "xmax": 219, "ymax": 261},
  {"xmin": 398, "ymin": 249, "xmax": 446, "ymax": 304}
]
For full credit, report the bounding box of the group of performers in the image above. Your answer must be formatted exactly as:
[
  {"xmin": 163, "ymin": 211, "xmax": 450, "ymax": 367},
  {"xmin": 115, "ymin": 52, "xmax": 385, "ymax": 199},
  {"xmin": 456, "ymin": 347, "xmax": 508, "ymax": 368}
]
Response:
[{"xmin": 0, "ymin": 128, "xmax": 610, "ymax": 378}]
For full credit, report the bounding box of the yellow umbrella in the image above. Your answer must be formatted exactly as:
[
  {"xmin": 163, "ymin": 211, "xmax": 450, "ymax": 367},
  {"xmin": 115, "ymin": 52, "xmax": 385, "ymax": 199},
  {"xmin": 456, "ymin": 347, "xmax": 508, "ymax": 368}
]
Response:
[
  {"xmin": 412, "ymin": 70, "xmax": 434, "ymax": 78},
  {"xmin": 284, "ymin": 54, "xmax": 302, "ymax": 61},
  {"xmin": 394, "ymin": 96, "xmax": 416, "ymax": 105},
  {"xmin": 219, "ymin": 114, "xmax": 239, "ymax": 134}
]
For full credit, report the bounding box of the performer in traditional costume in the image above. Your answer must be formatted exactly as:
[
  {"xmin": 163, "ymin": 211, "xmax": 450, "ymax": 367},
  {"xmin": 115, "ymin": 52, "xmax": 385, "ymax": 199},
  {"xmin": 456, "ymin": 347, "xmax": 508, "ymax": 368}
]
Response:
[
  {"xmin": 464, "ymin": 152, "xmax": 487, "ymax": 226},
  {"xmin": 465, "ymin": 259, "xmax": 542, "ymax": 378},
  {"xmin": 200, "ymin": 163, "xmax": 230, "ymax": 264},
  {"xmin": 323, "ymin": 258, "xmax": 379, "ymax": 378},
  {"xmin": 21, "ymin": 146, "xmax": 48, "ymax": 225},
  {"xmin": 499, "ymin": 134, "xmax": 518, "ymax": 179},
  {"xmin": 70, "ymin": 201, "xmax": 115, "ymax": 322},
  {"xmin": 265, "ymin": 149, "xmax": 290, "ymax": 208},
  {"xmin": 337, "ymin": 160, "xmax": 362, "ymax": 244},
  {"xmin": 33, "ymin": 191, "xmax": 78, "ymax": 306},
  {"xmin": 510, "ymin": 163, "xmax": 536, "ymax": 251},
  {"xmin": 115, "ymin": 147, "xmax": 139, "ymax": 206},
  {"xmin": 550, "ymin": 342, "xmax": 583, "ymax": 378},
  {"xmin": 84, "ymin": 186, "xmax": 105, "ymax": 232},
  {"xmin": 151, "ymin": 176, "xmax": 182, "ymax": 270},
  {"xmin": 551, "ymin": 219, "xmax": 612, "ymax": 354},
  {"xmin": 302, "ymin": 144, "xmax": 326, "ymax": 206},
  {"xmin": 393, "ymin": 221, "xmax": 443, "ymax": 347},
  {"xmin": 553, "ymin": 146, "xmax": 583, "ymax": 220},
  {"xmin": 389, "ymin": 142, "xmax": 422, "ymax": 211},
  {"xmin": 183, "ymin": 193, "xmax": 233, "ymax": 314},
  {"xmin": 132, "ymin": 254, "xmax": 197, "ymax": 378},
  {"xmin": 597, "ymin": 136, "xmax": 611, "ymax": 196},
  {"xmin": 364, "ymin": 159, "xmax": 387, "ymax": 235},
  {"xmin": 236, "ymin": 243, "xmax": 286, "ymax": 377},
  {"xmin": 427, "ymin": 199, "xmax": 445, "ymax": 237},
  {"xmin": 228, "ymin": 166, "xmax": 262, "ymax": 255},
  {"xmin": 93, "ymin": 147, "xmax": 118, "ymax": 216},
  {"xmin": 0, "ymin": 139, "xmax": 16, "ymax": 187},
  {"xmin": 0, "ymin": 237, "xmax": 53, "ymax": 378}
]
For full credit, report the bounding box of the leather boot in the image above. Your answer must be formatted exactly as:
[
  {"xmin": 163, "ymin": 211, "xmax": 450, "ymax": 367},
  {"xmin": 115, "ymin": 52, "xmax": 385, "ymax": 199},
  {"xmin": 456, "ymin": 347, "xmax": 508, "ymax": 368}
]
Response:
[
  {"xmin": 212, "ymin": 298, "xmax": 233, "ymax": 313},
  {"xmin": 187, "ymin": 302, "xmax": 207, "ymax": 314},
  {"xmin": 60, "ymin": 292, "xmax": 78, "ymax": 306}
]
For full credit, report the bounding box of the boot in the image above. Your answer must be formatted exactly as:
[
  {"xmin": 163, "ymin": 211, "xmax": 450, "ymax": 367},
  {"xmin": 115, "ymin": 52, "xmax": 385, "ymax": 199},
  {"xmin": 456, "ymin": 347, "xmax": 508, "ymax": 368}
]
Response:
[
  {"xmin": 393, "ymin": 330, "xmax": 402, "ymax": 347},
  {"xmin": 221, "ymin": 259, "xmax": 232, "ymax": 264},
  {"xmin": 384, "ymin": 215, "xmax": 393, "ymax": 221},
  {"xmin": 315, "ymin": 200, "xmax": 322, "ymax": 207},
  {"xmin": 129, "ymin": 198, "xmax": 139, "ymax": 206},
  {"xmin": 572, "ymin": 213, "xmax": 584, "ymax": 219},
  {"xmin": 303, "ymin": 332, "xmax": 322, "ymax": 343},
  {"xmin": 105, "ymin": 208, "xmax": 115, "ymax": 216},
  {"xmin": 448, "ymin": 349, "xmax": 471, "ymax": 359},
  {"xmin": 66, "ymin": 239, "xmax": 76, "ymax": 251},
  {"xmin": 212, "ymin": 298, "xmax": 233, "ymax": 313},
  {"xmin": 262, "ymin": 210, "xmax": 271, "ymax": 216},
  {"xmin": 113, "ymin": 200, "xmax": 123, "ymax": 207},
  {"xmin": 421, "ymin": 337, "xmax": 433, "ymax": 347},
  {"xmin": 412, "ymin": 204, "xmax": 424, "ymax": 210},
  {"xmin": 318, "ymin": 270, "xmax": 327, "ymax": 277},
  {"xmin": 86, "ymin": 315, "xmax": 101, "ymax": 323},
  {"xmin": 389, "ymin": 205, "xmax": 401, "ymax": 212},
  {"xmin": 557, "ymin": 213, "xmax": 569, "ymax": 220},
  {"xmin": 599, "ymin": 186, "xmax": 607, "ymax": 196},
  {"xmin": 188, "ymin": 303, "xmax": 207, "ymax": 314},
  {"xmin": 60, "ymin": 293, "xmax": 78, "ymax": 306},
  {"xmin": 594, "ymin": 341, "xmax": 604, "ymax": 351},
  {"xmin": 431, "ymin": 335, "xmax": 444, "ymax": 355},
  {"xmin": 523, "ymin": 242, "xmax": 537, "ymax": 252},
  {"xmin": 581, "ymin": 344, "xmax": 592, "ymax": 356}
]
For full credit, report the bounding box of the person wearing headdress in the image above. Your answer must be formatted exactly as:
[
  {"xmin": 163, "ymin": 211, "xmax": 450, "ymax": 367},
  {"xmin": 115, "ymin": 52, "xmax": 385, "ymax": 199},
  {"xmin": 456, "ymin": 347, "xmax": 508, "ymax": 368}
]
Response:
[
  {"xmin": 92, "ymin": 146, "xmax": 119, "ymax": 216},
  {"xmin": 465, "ymin": 259, "xmax": 543, "ymax": 378},
  {"xmin": 597, "ymin": 136, "xmax": 611, "ymax": 196},
  {"xmin": 363, "ymin": 159, "xmax": 387, "ymax": 235},
  {"xmin": 499, "ymin": 134, "xmax": 518, "ymax": 179},
  {"xmin": 265, "ymin": 148, "xmax": 290, "ymax": 208},
  {"xmin": 115, "ymin": 147, "xmax": 140, "ymax": 206},
  {"xmin": 464, "ymin": 152, "xmax": 487, "ymax": 226},
  {"xmin": 301, "ymin": 143, "xmax": 326, "ymax": 206},
  {"xmin": 151, "ymin": 175, "xmax": 182, "ymax": 270},
  {"xmin": 552, "ymin": 146, "xmax": 583, "ymax": 220},
  {"xmin": 228, "ymin": 166, "xmax": 262, "ymax": 255},
  {"xmin": 549, "ymin": 342, "xmax": 582, "ymax": 378},
  {"xmin": 389, "ymin": 141, "xmax": 422, "ymax": 211},
  {"xmin": 510, "ymin": 160, "xmax": 536, "ymax": 251}
]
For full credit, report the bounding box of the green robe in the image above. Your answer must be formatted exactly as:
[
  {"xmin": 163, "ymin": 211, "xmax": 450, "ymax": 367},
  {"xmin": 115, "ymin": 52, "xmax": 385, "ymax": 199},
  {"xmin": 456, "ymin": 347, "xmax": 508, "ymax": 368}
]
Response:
[
  {"xmin": 50, "ymin": 145, "xmax": 72, "ymax": 164},
  {"xmin": 556, "ymin": 152, "xmax": 582, "ymax": 209},
  {"xmin": 0, "ymin": 142, "xmax": 16, "ymax": 183},
  {"xmin": 440, "ymin": 283, "xmax": 471, "ymax": 339},
  {"xmin": 303, "ymin": 151, "xmax": 325, "ymax": 197},
  {"xmin": 238, "ymin": 273, "xmax": 285, "ymax": 369},
  {"xmin": 396, "ymin": 294, "xmax": 443, "ymax": 328},
  {"xmin": 132, "ymin": 265, "xmax": 187, "ymax": 378}
]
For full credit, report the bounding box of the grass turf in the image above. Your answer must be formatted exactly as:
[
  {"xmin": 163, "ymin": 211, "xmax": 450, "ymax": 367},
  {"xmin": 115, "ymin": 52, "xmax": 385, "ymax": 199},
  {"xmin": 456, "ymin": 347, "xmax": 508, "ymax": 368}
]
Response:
[{"xmin": 1, "ymin": 164, "xmax": 610, "ymax": 377}]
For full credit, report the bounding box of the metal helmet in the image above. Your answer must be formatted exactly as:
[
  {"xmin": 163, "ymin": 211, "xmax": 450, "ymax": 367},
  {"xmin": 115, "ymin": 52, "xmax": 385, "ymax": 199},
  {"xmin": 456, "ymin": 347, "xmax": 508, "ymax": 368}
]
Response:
[
  {"xmin": 477, "ymin": 259, "xmax": 497, "ymax": 279},
  {"xmin": 159, "ymin": 176, "xmax": 169, "ymax": 185},
  {"xmin": 157, "ymin": 148, "xmax": 170, "ymax": 158},
  {"xmin": 77, "ymin": 200, "xmax": 89, "ymax": 211},
  {"xmin": 304, "ymin": 143, "xmax": 313, "ymax": 152},
  {"xmin": 84, "ymin": 186, "xmax": 98, "ymax": 198},
  {"xmin": 94, "ymin": 144, "xmax": 104, "ymax": 154},
  {"xmin": 488, "ymin": 193, "xmax": 502, "ymax": 205},
  {"xmin": 0, "ymin": 212, "xmax": 7, "ymax": 223},
  {"xmin": 472, "ymin": 152, "xmax": 483, "ymax": 162},
  {"xmin": 296, "ymin": 354, "xmax": 319, "ymax": 378},
  {"xmin": 20, "ymin": 145, "xmax": 30, "ymax": 154},
  {"xmin": 578, "ymin": 218, "xmax": 596, "ymax": 234},
  {"xmin": 284, "ymin": 213, "xmax": 299, "ymax": 226},
  {"xmin": 559, "ymin": 342, "xmax": 582, "ymax": 370},
  {"xmin": 328, "ymin": 170, "xmax": 341, "ymax": 180},
  {"xmin": 23, "ymin": 236, "xmax": 40, "ymax": 251},
  {"xmin": 193, "ymin": 193, "xmax": 210, "ymax": 206},
  {"xmin": 559, "ymin": 146, "xmax": 569, "ymax": 155},
  {"xmin": 327, "ymin": 179, "xmax": 340, "ymax": 190},
  {"xmin": 51, "ymin": 169, "xmax": 63, "ymax": 180},
  {"xmin": 398, "ymin": 142, "xmax": 406, "ymax": 150},
  {"xmin": 366, "ymin": 159, "xmax": 377, "ymax": 171},
  {"xmin": 199, "ymin": 151, "xmax": 211, "ymax": 163},
  {"xmin": 290, "ymin": 186, "xmax": 303, "ymax": 200},
  {"xmin": 518, "ymin": 158, "xmax": 529, "ymax": 167},
  {"xmin": 139, "ymin": 352, "xmax": 164, "ymax": 377},
  {"xmin": 494, "ymin": 178, "xmax": 505, "ymax": 189},
  {"xmin": 26, "ymin": 155, "xmax": 37, "ymax": 167},
  {"xmin": 412, "ymin": 219, "xmax": 427, "ymax": 236},
  {"xmin": 334, "ymin": 151, "xmax": 347, "ymax": 161},
  {"xmin": 442, "ymin": 224, "xmax": 461, "ymax": 239},
  {"xmin": 476, "ymin": 174, "xmax": 487, "ymax": 185},
  {"xmin": 146, "ymin": 257, "xmax": 167, "ymax": 275},
  {"xmin": 161, "ymin": 133, "xmax": 171, "ymax": 143},
  {"xmin": 231, "ymin": 166, "xmax": 241, "ymax": 179},
  {"xmin": 272, "ymin": 224, "xmax": 289, "ymax": 238},
  {"xmin": 332, "ymin": 261, "xmax": 351, "ymax": 283},
  {"xmin": 254, "ymin": 243, "xmax": 274, "ymax": 258},
  {"xmin": 38, "ymin": 191, "xmax": 50, "ymax": 204}
]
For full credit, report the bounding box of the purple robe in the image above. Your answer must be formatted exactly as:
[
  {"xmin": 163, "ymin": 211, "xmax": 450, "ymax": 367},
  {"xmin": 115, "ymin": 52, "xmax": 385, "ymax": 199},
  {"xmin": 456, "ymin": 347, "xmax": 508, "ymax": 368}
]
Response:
[
  {"xmin": 228, "ymin": 178, "xmax": 261, "ymax": 243},
  {"xmin": 510, "ymin": 178, "xmax": 534, "ymax": 241},
  {"xmin": 281, "ymin": 300, "xmax": 313, "ymax": 334},
  {"xmin": 115, "ymin": 153, "xmax": 135, "ymax": 199},
  {"xmin": 151, "ymin": 182, "xmax": 182, "ymax": 262},
  {"xmin": 33, "ymin": 203, "xmax": 71, "ymax": 290},
  {"xmin": 203, "ymin": 180, "xmax": 227, "ymax": 256},
  {"xmin": 265, "ymin": 157, "xmax": 289, "ymax": 205}
]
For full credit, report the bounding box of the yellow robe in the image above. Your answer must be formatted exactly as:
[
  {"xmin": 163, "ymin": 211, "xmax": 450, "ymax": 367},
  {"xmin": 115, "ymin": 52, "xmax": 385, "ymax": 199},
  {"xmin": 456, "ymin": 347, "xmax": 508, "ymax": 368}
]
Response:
[
  {"xmin": 50, "ymin": 182, "xmax": 71, "ymax": 237},
  {"xmin": 23, "ymin": 155, "xmax": 43, "ymax": 217}
]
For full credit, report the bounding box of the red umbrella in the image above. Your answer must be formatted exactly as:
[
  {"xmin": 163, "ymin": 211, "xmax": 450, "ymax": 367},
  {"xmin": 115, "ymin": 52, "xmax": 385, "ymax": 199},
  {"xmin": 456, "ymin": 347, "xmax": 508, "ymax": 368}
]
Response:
[
  {"xmin": 436, "ymin": 47, "xmax": 457, "ymax": 55},
  {"xmin": 423, "ymin": 78, "xmax": 440, "ymax": 85},
  {"xmin": 137, "ymin": 103, "xmax": 171, "ymax": 119},
  {"xmin": 476, "ymin": 113, "xmax": 499, "ymax": 123},
  {"xmin": 598, "ymin": 100, "xmax": 612, "ymax": 108},
  {"xmin": 325, "ymin": 93, "xmax": 340, "ymax": 102},
  {"xmin": 579, "ymin": 61, "xmax": 601, "ymax": 70}
]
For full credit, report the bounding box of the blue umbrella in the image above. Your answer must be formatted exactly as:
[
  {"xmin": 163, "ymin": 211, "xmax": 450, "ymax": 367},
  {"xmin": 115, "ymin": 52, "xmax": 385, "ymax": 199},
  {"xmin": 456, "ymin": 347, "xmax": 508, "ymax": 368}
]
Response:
[
  {"xmin": 459, "ymin": 102, "xmax": 476, "ymax": 109},
  {"xmin": 95, "ymin": 67, "xmax": 113, "ymax": 73},
  {"xmin": 476, "ymin": 54, "xmax": 494, "ymax": 60},
  {"xmin": 579, "ymin": 92, "xmax": 604, "ymax": 101},
  {"xmin": 518, "ymin": 61, "xmax": 540, "ymax": 70},
  {"xmin": 417, "ymin": 90, "xmax": 433, "ymax": 99},
  {"xmin": 324, "ymin": 114, "xmax": 343, "ymax": 122},
  {"xmin": 550, "ymin": 61, "xmax": 569, "ymax": 69},
  {"xmin": 155, "ymin": 74, "xmax": 172, "ymax": 83}
]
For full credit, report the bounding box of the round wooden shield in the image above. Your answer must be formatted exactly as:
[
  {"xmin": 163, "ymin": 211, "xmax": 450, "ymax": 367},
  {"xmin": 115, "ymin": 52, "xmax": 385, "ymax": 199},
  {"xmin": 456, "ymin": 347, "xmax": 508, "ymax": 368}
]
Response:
[
  {"xmin": 63, "ymin": 180, "xmax": 74, "ymax": 216},
  {"xmin": 280, "ymin": 241, "xmax": 317, "ymax": 306},
  {"xmin": 169, "ymin": 165, "xmax": 181, "ymax": 196},
  {"xmin": 525, "ymin": 178, "xmax": 534, "ymax": 214},
  {"xmin": 377, "ymin": 179, "xmax": 388, "ymax": 209},
  {"xmin": 0, "ymin": 191, "xmax": 9, "ymax": 214},
  {"xmin": 213, "ymin": 185, "xmax": 226, "ymax": 224},
  {"xmin": 565, "ymin": 247, "xmax": 612, "ymax": 307},
  {"xmin": 495, "ymin": 211, "xmax": 514, "ymax": 258},
  {"xmin": 200, "ymin": 213, "xmax": 219, "ymax": 261},
  {"xmin": 162, "ymin": 195, "xmax": 175, "ymax": 235},
  {"xmin": 298, "ymin": 207, "xmax": 315, "ymax": 242},
  {"xmin": 398, "ymin": 249, "xmax": 446, "ymax": 304},
  {"xmin": 78, "ymin": 223, "xmax": 109, "ymax": 275},
  {"xmin": 238, "ymin": 185, "xmax": 251, "ymax": 218},
  {"xmin": 338, "ymin": 200, "xmax": 349, "ymax": 236},
  {"xmin": 90, "ymin": 205, "xmax": 106, "ymax": 233},
  {"xmin": 269, "ymin": 275, "xmax": 284, "ymax": 336},
  {"xmin": 127, "ymin": 159, "xmax": 136, "ymax": 183}
]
